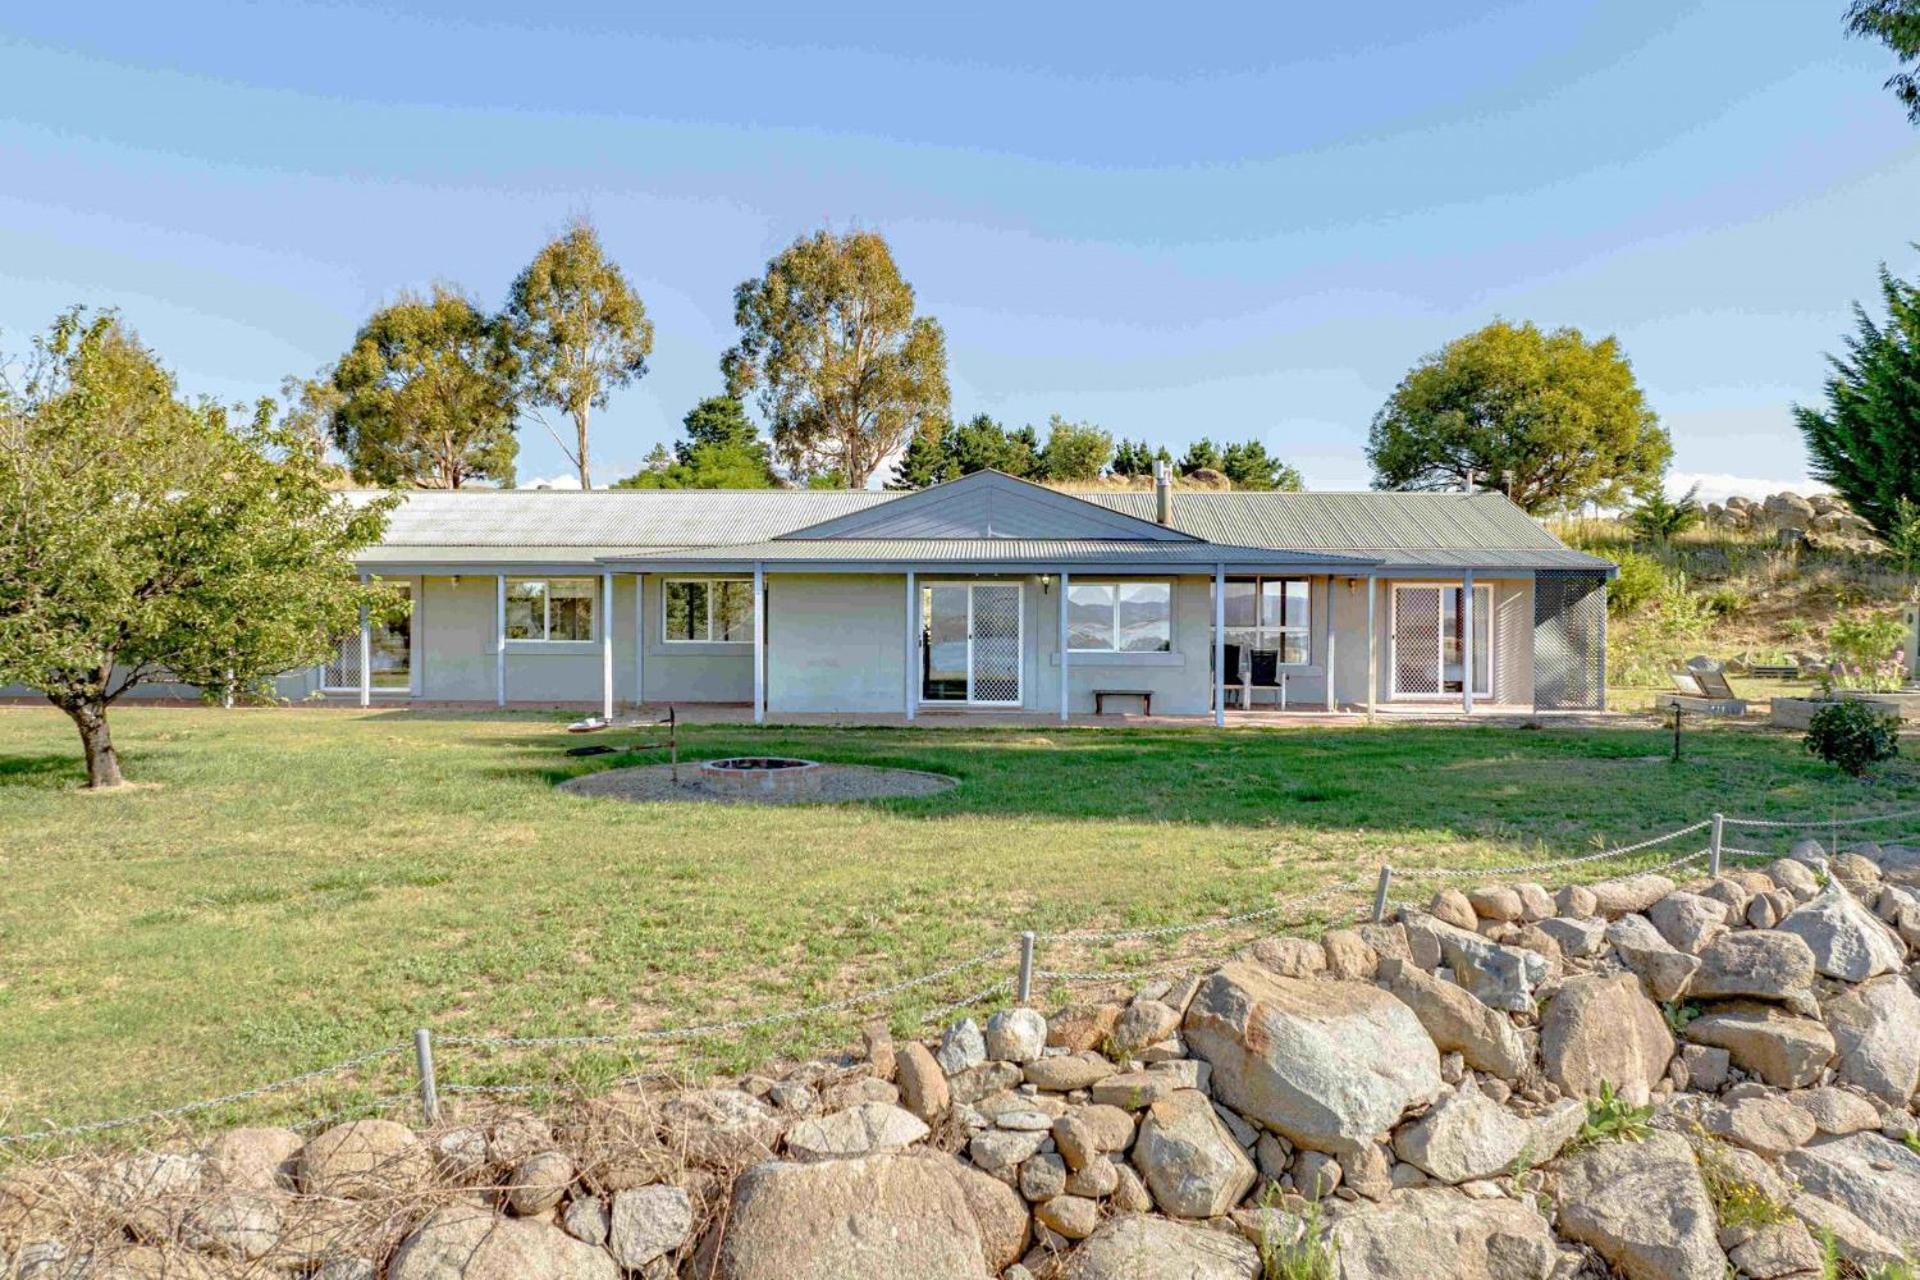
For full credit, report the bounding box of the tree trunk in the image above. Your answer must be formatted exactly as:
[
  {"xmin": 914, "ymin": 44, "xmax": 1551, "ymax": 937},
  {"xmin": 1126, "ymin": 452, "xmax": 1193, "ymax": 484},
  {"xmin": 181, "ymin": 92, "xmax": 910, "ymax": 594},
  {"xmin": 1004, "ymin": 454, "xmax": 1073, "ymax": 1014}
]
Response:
[
  {"xmin": 575, "ymin": 406, "xmax": 592, "ymax": 490},
  {"xmin": 60, "ymin": 699, "xmax": 125, "ymax": 788}
]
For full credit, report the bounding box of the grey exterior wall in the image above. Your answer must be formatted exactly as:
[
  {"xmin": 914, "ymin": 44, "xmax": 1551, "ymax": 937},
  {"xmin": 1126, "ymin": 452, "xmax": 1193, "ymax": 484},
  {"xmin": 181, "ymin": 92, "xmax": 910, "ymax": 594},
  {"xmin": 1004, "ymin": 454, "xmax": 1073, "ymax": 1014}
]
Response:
[{"xmin": 767, "ymin": 575, "xmax": 908, "ymax": 714}]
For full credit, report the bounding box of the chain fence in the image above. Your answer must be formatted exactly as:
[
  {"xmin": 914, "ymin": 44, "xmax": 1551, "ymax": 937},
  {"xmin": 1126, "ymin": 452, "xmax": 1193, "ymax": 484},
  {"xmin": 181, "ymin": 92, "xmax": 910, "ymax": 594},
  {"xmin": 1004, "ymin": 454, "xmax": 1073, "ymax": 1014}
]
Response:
[{"xmin": 5, "ymin": 800, "xmax": 1916, "ymax": 1152}]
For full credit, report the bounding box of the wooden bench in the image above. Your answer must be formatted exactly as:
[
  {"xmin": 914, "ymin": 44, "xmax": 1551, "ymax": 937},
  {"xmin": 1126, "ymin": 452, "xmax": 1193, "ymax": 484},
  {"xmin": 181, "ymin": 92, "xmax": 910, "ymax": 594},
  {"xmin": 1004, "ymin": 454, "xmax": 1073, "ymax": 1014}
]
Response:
[{"xmin": 1093, "ymin": 689, "xmax": 1153, "ymax": 716}]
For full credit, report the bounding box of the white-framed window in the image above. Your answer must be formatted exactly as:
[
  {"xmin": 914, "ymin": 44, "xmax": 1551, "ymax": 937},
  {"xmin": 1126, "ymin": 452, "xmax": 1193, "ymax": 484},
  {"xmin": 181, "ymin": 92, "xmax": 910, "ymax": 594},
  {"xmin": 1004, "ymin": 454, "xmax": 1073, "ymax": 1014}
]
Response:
[
  {"xmin": 664, "ymin": 578, "xmax": 756, "ymax": 644},
  {"xmin": 505, "ymin": 577, "xmax": 596, "ymax": 642},
  {"xmin": 1222, "ymin": 577, "xmax": 1311, "ymax": 668},
  {"xmin": 1067, "ymin": 580, "xmax": 1172, "ymax": 653}
]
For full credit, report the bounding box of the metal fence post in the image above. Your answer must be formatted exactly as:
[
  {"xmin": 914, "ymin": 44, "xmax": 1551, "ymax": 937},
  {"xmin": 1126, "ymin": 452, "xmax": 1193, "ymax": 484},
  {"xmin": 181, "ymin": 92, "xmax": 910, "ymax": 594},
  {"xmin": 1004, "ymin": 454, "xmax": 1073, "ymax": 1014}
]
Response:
[
  {"xmin": 1709, "ymin": 812, "xmax": 1724, "ymax": 878},
  {"xmin": 1371, "ymin": 865, "xmax": 1393, "ymax": 925},
  {"xmin": 1016, "ymin": 931, "xmax": 1036, "ymax": 1005},
  {"xmin": 413, "ymin": 1028, "xmax": 439, "ymax": 1126}
]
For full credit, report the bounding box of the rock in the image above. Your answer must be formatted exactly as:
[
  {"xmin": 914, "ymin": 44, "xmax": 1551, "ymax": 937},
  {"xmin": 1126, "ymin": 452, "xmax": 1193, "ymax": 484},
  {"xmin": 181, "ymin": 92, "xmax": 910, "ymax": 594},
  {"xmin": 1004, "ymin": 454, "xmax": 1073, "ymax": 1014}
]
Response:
[
  {"xmin": 1036, "ymin": 1194, "xmax": 1100, "ymax": 1240},
  {"xmin": 968, "ymin": 1128, "xmax": 1049, "ymax": 1182},
  {"xmin": 1338, "ymin": 1141, "xmax": 1394, "ymax": 1201},
  {"xmin": 1111, "ymin": 1165, "xmax": 1153, "ymax": 1213},
  {"xmin": 1108, "ymin": 1001, "xmax": 1180, "ymax": 1056},
  {"xmin": 1326, "ymin": 1187, "xmax": 1558, "ymax": 1280},
  {"xmin": 1555, "ymin": 1130, "xmax": 1724, "ymax": 1280},
  {"xmin": 1390, "ymin": 1083, "xmax": 1534, "ymax": 1184},
  {"xmin": 1295, "ymin": 1150, "xmax": 1342, "ymax": 1199},
  {"xmin": 1513, "ymin": 883, "xmax": 1556, "ymax": 921},
  {"xmin": 783, "ymin": 1101, "xmax": 930, "ymax": 1161},
  {"xmin": 897, "ymin": 1042, "xmax": 951, "ymax": 1122},
  {"xmin": 202, "ymin": 1127, "xmax": 302, "ymax": 1192},
  {"xmin": 948, "ymin": 1061, "xmax": 1023, "ymax": 1105},
  {"xmin": 297, "ymin": 1120, "xmax": 429, "ymax": 1199},
  {"xmin": 1703, "ymin": 1094, "xmax": 1817, "ymax": 1158},
  {"xmin": 184, "ymin": 1189, "xmax": 281, "ymax": 1260},
  {"xmin": 1358, "ymin": 923, "xmax": 1413, "ymax": 964},
  {"xmin": 1725, "ymin": 1221, "xmax": 1824, "ymax": 1279},
  {"xmin": 1556, "ymin": 884, "xmax": 1599, "ymax": 918},
  {"xmin": 1781, "ymin": 1132, "xmax": 1920, "ymax": 1247},
  {"xmin": 1540, "ymin": 973, "xmax": 1674, "ymax": 1104},
  {"xmin": 1746, "ymin": 896, "xmax": 1780, "ymax": 929},
  {"xmin": 698, "ymin": 1151, "xmax": 1019, "ymax": 1280},
  {"xmin": 1431, "ymin": 923, "xmax": 1548, "ymax": 1014},
  {"xmin": 1789, "ymin": 1191, "xmax": 1909, "ymax": 1272},
  {"xmin": 1147, "ymin": 1059, "xmax": 1208, "ymax": 1092},
  {"xmin": 1089, "ymin": 1069, "xmax": 1183, "ymax": 1110},
  {"xmin": 1534, "ymin": 916, "xmax": 1608, "ymax": 959},
  {"xmin": 1321, "ymin": 929, "xmax": 1377, "ymax": 980},
  {"xmin": 1822, "ymin": 975, "xmax": 1920, "ymax": 1106},
  {"xmin": 1048, "ymin": 1004, "xmax": 1121, "ymax": 1053},
  {"xmin": 1777, "ymin": 882, "xmax": 1906, "ymax": 981},
  {"xmin": 1606, "ymin": 916, "xmax": 1702, "ymax": 1002},
  {"xmin": 563, "ymin": 1196, "xmax": 609, "ymax": 1246},
  {"xmin": 1586, "ymin": 873, "xmax": 1677, "ymax": 919},
  {"xmin": 1647, "ymin": 893, "xmax": 1727, "ymax": 955},
  {"xmin": 1130, "ymin": 1089, "xmax": 1258, "ymax": 1218},
  {"xmin": 1019, "ymin": 1153, "xmax": 1067, "ymax": 1202},
  {"xmin": 1431, "ymin": 888, "xmax": 1480, "ymax": 930},
  {"xmin": 1789, "ymin": 1087, "xmax": 1882, "ymax": 1137},
  {"xmin": 1688, "ymin": 931, "xmax": 1816, "ymax": 1001},
  {"xmin": 937, "ymin": 1019, "xmax": 988, "ymax": 1074},
  {"xmin": 389, "ymin": 1206, "xmax": 618, "ymax": 1280},
  {"xmin": 1381, "ymin": 961, "xmax": 1530, "ymax": 1081},
  {"xmin": 1074, "ymin": 1104, "xmax": 1137, "ymax": 1152},
  {"xmin": 1052, "ymin": 1114, "xmax": 1099, "ymax": 1171},
  {"xmin": 1248, "ymin": 936, "xmax": 1326, "ymax": 978},
  {"xmin": 1685, "ymin": 1004, "xmax": 1834, "ymax": 1089},
  {"xmin": 1679, "ymin": 1044, "xmax": 1731, "ymax": 1092},
  {"xmin": 1024, "ymin": 1052, "xmax": 1115, "ymax": 1092},
  {"xmin": 661, "ymin": 1088, "xmax": 784, "ymax": 1166},
  {"xmin": 1061, "ymin": 1214, "xmax": 1260, "ymax": 1280},
  {"xmin": 984, "ymin": 1008, "xmax": 1047, "ymax": 1063},
  {"xmin": 506, "ymin": 1151, "xmax": 575, "ymax": 1216},
  {"xmin": 1832, "ymin": 852, "xmax": 1882, "ymax": 890},
  {"xmin": 1182, "ymin": 963, "xmax": 1441, "ymax": 1154},
  {"xmin": 609, "ymin": 1185, "xmax": 693, "ymax": 1270},
  {"xmin": 1064, "ymin": 1156, "xmax": 1120, "ymax": 1198},
  {"xmin": 1467, "ymin": 886, "xmax": 1525, "ymax": 922},
  {"xmin": 1767, "ymin": 859, "xmax": 1820, "ymax": 902},
  {"xmin": 488, "ymin": 1114, "xmax": 556, "ymax": 1166},
  {"xmin": 862, "ymin": 1022, "xmax": 896, "ymax": 1082}
]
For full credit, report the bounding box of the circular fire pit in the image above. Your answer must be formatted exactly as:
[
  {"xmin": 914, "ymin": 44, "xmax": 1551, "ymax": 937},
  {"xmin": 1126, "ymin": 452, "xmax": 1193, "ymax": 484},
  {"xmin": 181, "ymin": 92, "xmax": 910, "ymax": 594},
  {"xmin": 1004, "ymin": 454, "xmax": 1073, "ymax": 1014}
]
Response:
[{"xmin": 698, "ymin": 756, "xmax": 824, "ymax": 798}]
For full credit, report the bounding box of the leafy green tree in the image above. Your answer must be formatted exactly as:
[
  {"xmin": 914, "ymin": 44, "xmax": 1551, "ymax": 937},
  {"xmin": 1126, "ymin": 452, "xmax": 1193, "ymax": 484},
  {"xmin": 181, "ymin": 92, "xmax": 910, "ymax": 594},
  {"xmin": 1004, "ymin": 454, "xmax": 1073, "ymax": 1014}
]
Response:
[
  {"xmin": 1179, "ymin": 438, "xmax": 1223, "ymax": 475},
  {"xmin": 614, "ymin": 394, "xmax": 778, "ymax": 490},
  {"xmin": 723, "ymin": 228, "xmax": 949, "ymax": 487},
  {"xmin": 1848, "ymin": 0, "xmax": 1920, "ymax": 123},
  {"xmin": 0, "ymin": 310, "xmax": 395, "ymax": 787},
  {"xmin": 277, "ymin": 368, "xmax": 343, "ymax": 464},
  {"xmin": 1625, "ymin": 484, "xmax": 1704, "ymax": 542},
  {"xmin": 331, "ymin": 286, "xmax": 521, "ymax": 488},
  {"xmin": 503, "ymin": 220, "xmax": 653, "ymax": 490},
  {"xmin": 1221, "ymin": 439, "xmax": 1304, "ymax": 491},
  {"xmin": 890, "ymin": 427, "xmax": 957, "ymax": 489},
  {"xmin": 1796, "ymin": 261, "xmax": 1920, "ymax": 539},
  {"xmin": 1367, "ymin": 320, "xmax": 1670, "ymax": 514},
  {"xmin": 1110, "ymin": 438, "xmax": 1156, "ymax": 477},
  {"xmin": 963, "ymin": 419, "xmax": 1039, "ymax": 478},
  {"xmin": 1038, "ymin": 415, "xmax": 1113, "ymax": 481}
]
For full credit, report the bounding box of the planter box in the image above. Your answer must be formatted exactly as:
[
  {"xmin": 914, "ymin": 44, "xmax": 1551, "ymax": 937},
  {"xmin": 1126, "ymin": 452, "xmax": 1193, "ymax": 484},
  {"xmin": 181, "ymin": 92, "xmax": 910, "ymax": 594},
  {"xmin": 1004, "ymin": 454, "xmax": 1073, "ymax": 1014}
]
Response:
[{"xmin": 1770, "ymin": 692, "xmax": 1920, "ymax": 731}]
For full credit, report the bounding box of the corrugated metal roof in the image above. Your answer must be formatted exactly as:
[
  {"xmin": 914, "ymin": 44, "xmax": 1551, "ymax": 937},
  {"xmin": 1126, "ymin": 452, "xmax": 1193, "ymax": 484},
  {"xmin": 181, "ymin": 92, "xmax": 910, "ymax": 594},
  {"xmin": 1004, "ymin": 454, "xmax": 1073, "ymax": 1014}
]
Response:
[
  {"xmin": 603, "ymin": 539, "xmax": 1368, "ymax": 567},
  {"xmin": 1082, "ymin": 490, "xmax": 1565, "ymax": 551},
  {"xmin": 349, "ymin": 489, "xmax": 892, "ymax": 547}
]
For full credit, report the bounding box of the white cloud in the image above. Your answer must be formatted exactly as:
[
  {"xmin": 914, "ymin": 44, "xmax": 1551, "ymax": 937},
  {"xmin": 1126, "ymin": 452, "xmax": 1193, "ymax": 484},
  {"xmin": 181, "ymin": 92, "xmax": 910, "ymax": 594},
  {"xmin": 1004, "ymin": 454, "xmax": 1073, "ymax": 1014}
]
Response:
[
  {"xmin": 518, "ymin": 473, "xmax": 584, "ymax": 490},
  {"xmin": 1668, "ymin": 471, "xmax": 1828, "ymax": 506}
]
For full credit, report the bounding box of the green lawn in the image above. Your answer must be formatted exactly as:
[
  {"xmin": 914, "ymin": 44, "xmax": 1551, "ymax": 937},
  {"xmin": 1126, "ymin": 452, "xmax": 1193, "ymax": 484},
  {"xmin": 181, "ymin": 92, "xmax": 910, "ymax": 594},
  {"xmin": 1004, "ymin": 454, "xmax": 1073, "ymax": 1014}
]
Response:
[{"xmin": 0, "ymin": 704, "xmax": 1911, "ymax": 1145}]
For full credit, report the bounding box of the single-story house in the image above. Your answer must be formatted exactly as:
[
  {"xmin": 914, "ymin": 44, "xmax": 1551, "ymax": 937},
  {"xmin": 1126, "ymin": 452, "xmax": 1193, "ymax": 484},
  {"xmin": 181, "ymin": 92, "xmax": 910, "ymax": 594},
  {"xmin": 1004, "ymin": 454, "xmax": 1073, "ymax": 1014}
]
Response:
[{"xmin": 294, "ymin": 466, "xmax": 1614, "ymax": 723}]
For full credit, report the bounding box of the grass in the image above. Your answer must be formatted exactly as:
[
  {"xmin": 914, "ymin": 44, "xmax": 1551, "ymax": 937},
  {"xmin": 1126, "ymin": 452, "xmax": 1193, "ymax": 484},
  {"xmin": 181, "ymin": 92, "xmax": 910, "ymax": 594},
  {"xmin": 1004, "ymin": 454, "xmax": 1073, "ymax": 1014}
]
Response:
[{"xmin": 1, "ymin": 703, "xmax": 1916, "ymax": 1146}]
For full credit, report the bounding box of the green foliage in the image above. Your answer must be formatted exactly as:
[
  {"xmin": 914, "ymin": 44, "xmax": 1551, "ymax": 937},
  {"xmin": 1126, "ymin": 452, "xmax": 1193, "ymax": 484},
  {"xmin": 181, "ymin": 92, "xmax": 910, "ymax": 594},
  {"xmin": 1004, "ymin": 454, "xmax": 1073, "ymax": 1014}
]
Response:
[
  {"xmin": 502, "ymin": 219, "xmax": 652, "ymax": 489},
  {"xmin": 1038, "ymin": 414, "xmax": 1113, "ymax": 481},
  {"xmin": 1805, "ymin": 699, "xmax": 1903, "ymax": 776},
  {"xmin": 1692, "ymin": 1128, "xmax": 1793, "ymax": 1229},
  {"xmin": 1797, "ymin": 258, "xmax": 1920, "ymax": 539},
  {"xmin": 0, "ymin": 309, "xmax": 396, "ymax": 786},
  {"xmin": 1886, "ymin": 497, "xmax": 1920, "ymax": 578},
  {"xmin": 1180, "ymin": 437, "xmax": 1224, "ymax": 474},
  {"xmin": 1828, "ymin": 609, "xmax": 1907, "ymax": 688},
  {"xmin": 615, "ymin": 395, "xmax": 778, "ymax": 490},
  {"xmin": 1662, "ymin": 1000, "xmax": 1702, "ymax": 1035},
  {"xmin": 1700, "ymin": 586, "xmax": 1745, "ymax": 619},
  {"xmin": 330, "ymin": 285, "xmax": 520, "ymax": 488},
  {"xmin": 1367, "ymin": 319, "xmax": 1671, "ymax": 514},
  {"xmin": 1572, "ymin": 1081, "xmax": 1653, "ymax": 1147},
  {"xmin": 1222, "ymin": 439, "xmax": 1305, "ymax": 491},
  {"xmin": 1627, "ymin": 484, "xmax": 1704, "ymax": 542},
  {"xmin": 1254, "ymin": 1190, "xmax": 1338, "ymax": 1280},
  {"xmin": 1607, "ymin": 550, "xmax": 1667, "ymax": 617},
  {"xmin": 723, "ymin": 228, "xmax": 949, "ymax": 487},
  {"xmin": 1848, "ymin": 1, "xmax": 1920, "ymax": 123},
  {"xmin": 1110, "ymin": 438, "xmax": 1162, "ymax": 477}
]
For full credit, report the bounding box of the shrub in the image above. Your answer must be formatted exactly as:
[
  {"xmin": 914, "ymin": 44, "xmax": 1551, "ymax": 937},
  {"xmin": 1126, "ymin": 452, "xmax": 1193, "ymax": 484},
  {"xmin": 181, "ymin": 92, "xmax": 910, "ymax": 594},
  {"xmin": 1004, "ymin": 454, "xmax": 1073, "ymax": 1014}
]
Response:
[
  {"xmin": 1828, "ymin": 609, "xmax": 1907, "ymax": 690},
  {"xmin": 1254, "ymin": 1191, "xmax": 1338, "ymax": 1280},
  {"xmin": 1805, "ymin": 699, "xmax": 1902, "ymax": 776},
  {"xmin": 1572, "ymin": 1080, "xmax": 1653, "ymax": 1147},
  {"xmin": 1607, "ymin": 550, "xmax": 1666, "ymax": 617},
  {"xmin": 1701, "ymin": 586, "xmax": 1744, "ymax": 619}
]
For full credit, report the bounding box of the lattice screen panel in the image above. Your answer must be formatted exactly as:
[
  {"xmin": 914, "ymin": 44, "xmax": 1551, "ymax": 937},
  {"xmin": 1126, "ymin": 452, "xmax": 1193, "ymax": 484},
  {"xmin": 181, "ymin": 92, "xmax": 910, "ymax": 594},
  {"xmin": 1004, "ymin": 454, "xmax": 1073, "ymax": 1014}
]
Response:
[
  {"xmin": 971, "ymin": 585, "xmax": 1022, "ymax": 704},
  {"xmin": 1393, "ymin": 587, "xmax": 1442, "ymax": 696},
  {"xmin": 322, "ymin": 633, "xmax": 359, "ymax": 690},
  {"xmin": 1533, "ymin": 570, "xmax": 1608, "ymax": 711}
]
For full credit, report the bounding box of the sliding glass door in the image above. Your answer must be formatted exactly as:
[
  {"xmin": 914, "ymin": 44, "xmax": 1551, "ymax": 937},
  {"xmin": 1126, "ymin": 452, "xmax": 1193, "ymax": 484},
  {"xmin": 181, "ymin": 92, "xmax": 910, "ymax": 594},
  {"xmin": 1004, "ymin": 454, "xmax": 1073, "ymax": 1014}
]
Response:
[{"xmin": 921, "ymin": 582, "xmax": 1023, "ymax": 706}]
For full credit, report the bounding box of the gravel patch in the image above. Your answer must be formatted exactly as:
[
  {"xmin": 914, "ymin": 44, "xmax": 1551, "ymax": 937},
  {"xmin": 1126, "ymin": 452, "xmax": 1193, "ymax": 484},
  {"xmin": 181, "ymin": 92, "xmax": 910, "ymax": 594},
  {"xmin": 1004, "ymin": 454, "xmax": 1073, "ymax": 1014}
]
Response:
[{"xmin": 560, "ymin": 762, "xmax": 957, "ymax": 806}]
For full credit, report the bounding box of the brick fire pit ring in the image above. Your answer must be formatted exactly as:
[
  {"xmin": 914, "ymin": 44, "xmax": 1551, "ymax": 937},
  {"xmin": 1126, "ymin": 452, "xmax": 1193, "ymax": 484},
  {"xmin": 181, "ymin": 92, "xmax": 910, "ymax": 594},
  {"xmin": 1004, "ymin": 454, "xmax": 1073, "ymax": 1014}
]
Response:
[{"xmin": 698, "ymin": 756, "xmax": 825, "ymax": 797}]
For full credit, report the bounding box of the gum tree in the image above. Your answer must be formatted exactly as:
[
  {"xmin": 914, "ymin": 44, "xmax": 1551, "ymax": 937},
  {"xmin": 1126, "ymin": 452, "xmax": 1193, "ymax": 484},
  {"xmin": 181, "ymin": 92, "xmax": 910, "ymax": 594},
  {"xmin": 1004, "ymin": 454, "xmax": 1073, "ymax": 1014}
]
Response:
[{"xmin": 0, "ymin": 310, "xmax": 396, "ymax": 787}]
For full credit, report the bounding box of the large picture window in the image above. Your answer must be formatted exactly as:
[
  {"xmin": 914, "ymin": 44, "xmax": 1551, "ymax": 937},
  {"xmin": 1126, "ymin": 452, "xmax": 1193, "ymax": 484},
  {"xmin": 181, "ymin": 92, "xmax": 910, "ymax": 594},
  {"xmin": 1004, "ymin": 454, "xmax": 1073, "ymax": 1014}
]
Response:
[
  {"xmin": 665, "ymin": 579, "xmax": 756, "ymax": 644},
  {"xmin": 505, "ymin": 577, "xmax": 595, "ymax": 642},
  {"xmin": 1221, "ymin": 577, "xmax": 1310, "ymax": 673},
  {"xmin": 1067, "ymin": 581, "xmax": 1172, "ymax": 653}
]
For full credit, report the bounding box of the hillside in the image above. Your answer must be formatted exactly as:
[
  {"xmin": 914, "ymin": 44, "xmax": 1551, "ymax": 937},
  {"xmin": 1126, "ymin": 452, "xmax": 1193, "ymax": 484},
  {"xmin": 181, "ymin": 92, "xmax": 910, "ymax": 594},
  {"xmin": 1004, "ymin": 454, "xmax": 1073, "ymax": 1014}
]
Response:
[{"xmin": 1551, "ymin": 490, "xmax": 1915, "ymax": 704}]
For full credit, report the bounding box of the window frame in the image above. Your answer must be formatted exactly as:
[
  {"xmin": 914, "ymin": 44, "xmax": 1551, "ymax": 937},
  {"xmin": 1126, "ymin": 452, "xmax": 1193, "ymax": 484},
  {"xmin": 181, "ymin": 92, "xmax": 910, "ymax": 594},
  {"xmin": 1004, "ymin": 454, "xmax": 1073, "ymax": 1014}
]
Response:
[
  {"xmin": 662, "ymin": 577, "xmax": 757, "ymax": 645},
  {"xmin": 1066, "ymin": 579, "xmax": 1174, "ymax": 654},
  {"xmin": 1222, "ymin": 576, "xmax": 1312, "ymax": 668},
  {"xmin": 504, "ymin": 576, "xmax": 598, "ymax": 644}
]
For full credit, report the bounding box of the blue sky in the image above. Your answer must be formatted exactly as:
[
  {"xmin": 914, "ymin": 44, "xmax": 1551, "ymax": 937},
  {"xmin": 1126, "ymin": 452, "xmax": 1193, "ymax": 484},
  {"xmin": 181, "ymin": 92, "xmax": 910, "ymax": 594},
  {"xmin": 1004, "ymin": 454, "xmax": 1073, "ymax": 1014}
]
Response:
[{"xmin": 2, "ymin": 1, "xmax": 1915, "ymax": 496}]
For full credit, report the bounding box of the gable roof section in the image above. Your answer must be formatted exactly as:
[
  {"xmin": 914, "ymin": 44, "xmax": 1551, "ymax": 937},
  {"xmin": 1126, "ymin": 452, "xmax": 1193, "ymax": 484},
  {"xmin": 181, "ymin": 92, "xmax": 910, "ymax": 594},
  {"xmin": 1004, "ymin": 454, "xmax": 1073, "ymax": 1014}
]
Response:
[
  {"xmin": 776, "ymin": 470, "xmax": 1197, "ymax": 542},
  {"xmin": 604, "ymin": 538, "xmax": 1370, "ymax": 571},
  {"xmin": 351, "ymin": 488, "xmax": 892, "ymax": 548}
]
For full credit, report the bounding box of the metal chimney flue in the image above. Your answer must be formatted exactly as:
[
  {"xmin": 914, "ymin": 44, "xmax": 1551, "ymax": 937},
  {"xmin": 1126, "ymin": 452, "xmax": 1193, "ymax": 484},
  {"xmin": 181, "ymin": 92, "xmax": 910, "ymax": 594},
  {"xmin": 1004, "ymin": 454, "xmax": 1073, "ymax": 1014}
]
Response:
[{"xmin": 1153, "ymin": 460, "xmax": 1173, "ymax": 525}]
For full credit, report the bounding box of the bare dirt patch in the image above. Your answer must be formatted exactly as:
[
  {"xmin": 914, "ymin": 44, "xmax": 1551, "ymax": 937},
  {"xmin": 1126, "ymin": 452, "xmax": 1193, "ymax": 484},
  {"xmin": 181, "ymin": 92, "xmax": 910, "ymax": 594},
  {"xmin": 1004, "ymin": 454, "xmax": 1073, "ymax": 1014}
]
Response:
[{"xmin": 559, "ymin": 762, "xmax": 957, "ymax": 806}]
